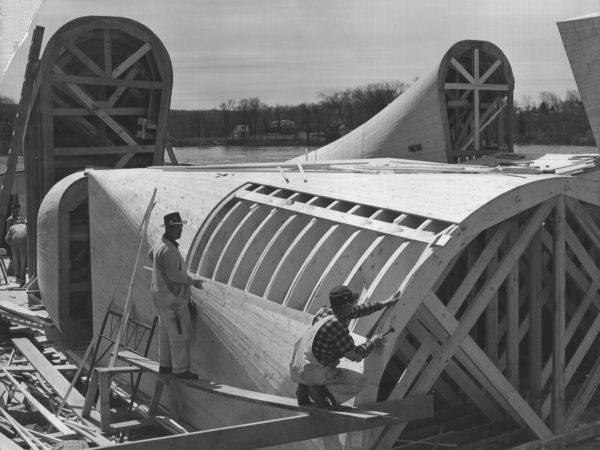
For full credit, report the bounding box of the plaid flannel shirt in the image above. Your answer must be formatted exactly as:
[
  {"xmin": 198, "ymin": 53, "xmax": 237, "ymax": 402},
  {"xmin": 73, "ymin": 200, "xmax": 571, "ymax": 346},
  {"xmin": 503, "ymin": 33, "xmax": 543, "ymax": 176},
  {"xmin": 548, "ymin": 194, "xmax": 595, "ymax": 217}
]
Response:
[{"xmin": 311, "ymin": 303, "xmax": 385, "ymax": 365}]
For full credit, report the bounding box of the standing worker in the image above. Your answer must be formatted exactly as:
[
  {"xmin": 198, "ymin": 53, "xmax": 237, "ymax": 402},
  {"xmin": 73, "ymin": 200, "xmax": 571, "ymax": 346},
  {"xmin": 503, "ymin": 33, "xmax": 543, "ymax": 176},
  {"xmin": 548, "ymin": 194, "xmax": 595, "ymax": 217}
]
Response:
[
  {"xmin": 149, "ymin": 212, "xmax": 204, "ymax": 379},
  {"xmin": 290, "ymin": 285, "xmax": 398, "ymax": 407},
  {"xmin": 5, "ymin": 219, "xmax": 27, "ymax": 286},
  {"xmin": 6, "ymin": 204, "xmax": 22, "ymax": 232}
]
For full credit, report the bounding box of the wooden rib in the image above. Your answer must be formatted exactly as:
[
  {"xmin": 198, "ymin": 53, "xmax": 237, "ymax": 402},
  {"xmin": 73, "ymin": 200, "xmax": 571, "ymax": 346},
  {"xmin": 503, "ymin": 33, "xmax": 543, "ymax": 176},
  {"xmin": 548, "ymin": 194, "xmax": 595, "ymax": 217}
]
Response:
[
  {"xmin": 213, "ymin": 205, "xmax": 270, "ymax": 283},
  {"xmin": 61, "ymin": 39, "xmax": 104, "ymax": 76},
  {"xmin": 228, "ymin": 206, "xmax": 294, "ymax": 288},
  {"xmin": 197, "ymin": 201, "xmax": 249, "ymax": 278},
  {"xmin": 413, "ymin": 199, "xmax": 554, "ymax": 397},
  {"xmin": 235, "ymin": 190, "xmax": 440, "ymax": 245},
  {"xmin": 552, "ymin": 196, "xmax": 566, "ymax": 433},
  {"xmin": 479, "ymin": 59, "xmax": 502, "ymax": 84},
  {"xmin": 450, "ymin": 58, "xmax": 475, "ymax": 83},
  {"xmin": 303, "ymin": 229, "xmax": 378, "ymax": 314},
  {"xmin": 263, "ymin": 218, "xmax": 330, "ymax": 303},
  {"xmin": 245, "ymin": 214, "xmax": 311, "ymax": 296},
  {"xmin": 112, "ymin": 42, "xmax": 151, "ymax": 78},
  {"xmin": 350, "ymin": 240, "xmax": 414, "ymax": 336},
  {"xmin": 283, "ymin": 223, "xmax": 354, "ymax": 309}
]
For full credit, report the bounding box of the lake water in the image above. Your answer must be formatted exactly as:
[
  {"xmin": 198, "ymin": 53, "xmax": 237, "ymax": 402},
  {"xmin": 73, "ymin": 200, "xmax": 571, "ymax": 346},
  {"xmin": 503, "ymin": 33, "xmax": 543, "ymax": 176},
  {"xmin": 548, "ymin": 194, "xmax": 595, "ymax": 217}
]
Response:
[{"xmin": 172, "ymin": 144, "xmax": 599, "ymax": 166}]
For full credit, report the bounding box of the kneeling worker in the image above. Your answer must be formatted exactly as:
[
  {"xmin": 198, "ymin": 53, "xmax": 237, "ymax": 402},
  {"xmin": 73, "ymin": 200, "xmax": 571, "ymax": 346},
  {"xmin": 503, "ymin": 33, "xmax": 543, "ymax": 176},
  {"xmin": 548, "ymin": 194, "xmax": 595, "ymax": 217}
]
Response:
[{"xmin": 290, "ymin": 285, "xmax": 398, "ymax": 407}]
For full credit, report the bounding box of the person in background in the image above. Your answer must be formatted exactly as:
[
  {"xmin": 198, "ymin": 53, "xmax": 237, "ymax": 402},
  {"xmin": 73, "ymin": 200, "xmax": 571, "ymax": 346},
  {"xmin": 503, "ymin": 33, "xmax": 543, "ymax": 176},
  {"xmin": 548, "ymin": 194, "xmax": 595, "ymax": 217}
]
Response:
[
  {"xmin": 6, "ymin": 204, "xmax": 22, "ymax": 233},
  {"xmin": 149, "ymin": 212, "xmax": 204, "ymax": 379},
  {"xmin": 5, "ymin": 218, "xmax": 27, "ymax": 286},
  {"xmin": 290, "ymin": 285, "xmax": 398, "ymax": 407}
]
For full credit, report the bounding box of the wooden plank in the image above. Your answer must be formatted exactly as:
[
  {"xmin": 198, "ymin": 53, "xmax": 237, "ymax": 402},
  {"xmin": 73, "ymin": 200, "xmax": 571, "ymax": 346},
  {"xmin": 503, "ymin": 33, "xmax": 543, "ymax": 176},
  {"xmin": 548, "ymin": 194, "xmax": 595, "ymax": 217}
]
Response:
[
  {"xmin": 116, "ymin": 350, "xmax": 429, "ymax": 422},
  {"xmin": 0, "ymin": 366, "xmax": 72, "ymax": 434},
  {"xmin": 529, "ymin": 231, "xmax": 543, "ymax": 414},
  {"xmin": 103, "ymin": 29, "xmax": 112, "ymax": 76},
  {"xmin": 485, "ymin": 229, "xmax": 499, "ymax": 365},
  {"xmin": 96, "ymin": 413, "xmax": 399, "ymax": 450},
  {"xmin": 236, "ymin": 190, "xmax": 441, "ymax": 245},
  {"xmin": 112, "ymin": 43, "xmax": 151, "ymax": 78},
  {"xmin": 0, "ymin": 431, "xmax": 21, "ymax": 450},
  {"xmin": 11, "ymin": 337, "xmax": 86, "ymax": 409},
  {"xmin": 52, "ymin": 107, "xmax": 148, "ymax": 116},
  {"xmin": 53, "ymin": 145, "xmax": 155, "ymax": 156},
  {"xmin": 444, "ymin": 82, "xmax": 509, "ymax": 91},
  {"xmin": 551, "ymin": 196, "xmax": 566, "ymax": 433},
  {"xmin": 4, "ymin": 364, "xmax": 77, "ymax": 372},
  {"xmin": 53, "ymin": 73, "xmax": 162, "ymax": 89}
]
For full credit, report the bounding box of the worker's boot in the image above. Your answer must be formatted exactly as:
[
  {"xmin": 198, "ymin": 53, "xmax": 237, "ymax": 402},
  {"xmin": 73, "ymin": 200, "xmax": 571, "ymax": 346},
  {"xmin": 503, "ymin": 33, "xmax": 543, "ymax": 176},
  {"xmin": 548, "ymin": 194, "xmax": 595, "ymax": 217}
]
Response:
[
  {"xmin": 308, "ymin": 385, "xmax": 334, "ymax": 408},
  {"xmin": 295, "ymin": 383, "xmax": 312, "ymax": 406}
]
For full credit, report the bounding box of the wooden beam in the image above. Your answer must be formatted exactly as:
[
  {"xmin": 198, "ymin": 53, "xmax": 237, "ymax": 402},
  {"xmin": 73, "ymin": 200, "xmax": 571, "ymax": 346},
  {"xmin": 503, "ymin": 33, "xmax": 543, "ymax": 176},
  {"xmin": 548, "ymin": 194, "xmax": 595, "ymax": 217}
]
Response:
[
  {"xmin": 52, "ymin": 107, "xmax": 148, "ymax": 116},
  {"xmin": 112, "ymin": 43, "xmax": 152, "ymax": 78},
  {"xmin": 506, "ymin": 223, "xmax": 520, "ymax": 388},
  {"xmin": 103, "ymin": 29, "xmax": 112, "ymax": 76},
  {"xmin": 413, "ymin": 200, "xmax": 554, "ymax": 394},
  {"xmin": 53, "ymin": 73, "xmax": 162, "ymax": 89},
  {"xmin": 551, "ymin": 196, "xmax": 566, "ymax": 433},
  {"xmin": 529, "ymin": 231, "xmax": 543, "ymax": 414},
  {"xmin": 479, "ymin": 59, "xmax": 502, "ymax": 84},
  {"xmin": 61, "ymin": 39, "xmax": 105, "ymax": 77},
  {"xmin": 450, "ymin": 57, "xmax": 475, "ymax": 83},
  {"xmin": 53, "ymin": 145, "xmax": 155, "ymax": 156},
  {"xmin": 444, "ymin": 83, "xmax": 509, "ymax": 91}
]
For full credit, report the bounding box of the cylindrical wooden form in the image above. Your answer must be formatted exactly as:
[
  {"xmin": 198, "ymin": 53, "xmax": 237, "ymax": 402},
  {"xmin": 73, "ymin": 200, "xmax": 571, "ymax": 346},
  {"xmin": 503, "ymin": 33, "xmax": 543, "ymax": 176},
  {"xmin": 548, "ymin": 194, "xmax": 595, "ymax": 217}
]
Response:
[{"xmin": 36, "ymin": 162, "xmax": 600, "ymax": 448}]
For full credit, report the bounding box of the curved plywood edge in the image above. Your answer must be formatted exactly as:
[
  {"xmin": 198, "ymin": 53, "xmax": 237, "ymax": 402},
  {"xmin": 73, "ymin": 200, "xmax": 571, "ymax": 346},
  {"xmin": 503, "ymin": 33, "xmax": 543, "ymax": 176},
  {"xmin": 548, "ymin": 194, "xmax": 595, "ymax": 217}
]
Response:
[
  {"xmin": 37, "ymin": 171, "xmax": 88, "ymax": 334},
  {"xmin": 40, "ymin": 166, "xmax": 600, "ymax": 447},
  {"xmin": 558, "ymin": 13, "xmax": 600, "ymax": 148},
  {"xmin": 294, "ymin": 39, "xmax": 514, "ymax": 164}
]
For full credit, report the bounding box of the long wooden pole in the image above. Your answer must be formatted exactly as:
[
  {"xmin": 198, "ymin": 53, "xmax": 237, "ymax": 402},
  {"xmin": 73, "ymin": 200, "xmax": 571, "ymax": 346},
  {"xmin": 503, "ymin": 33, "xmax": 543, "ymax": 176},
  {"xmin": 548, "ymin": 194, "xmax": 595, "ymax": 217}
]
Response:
[{"xmin": 108, "ymin": 188, "xmax": 157, "ymax": 368}]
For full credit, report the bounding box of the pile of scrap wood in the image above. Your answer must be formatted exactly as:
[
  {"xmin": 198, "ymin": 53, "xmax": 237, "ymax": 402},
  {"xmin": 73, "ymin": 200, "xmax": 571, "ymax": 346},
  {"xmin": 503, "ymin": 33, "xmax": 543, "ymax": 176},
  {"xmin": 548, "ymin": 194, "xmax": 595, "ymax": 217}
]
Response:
[{"xmin": 0, "ymin": 300, "xmax": 54, "ymax": 331}]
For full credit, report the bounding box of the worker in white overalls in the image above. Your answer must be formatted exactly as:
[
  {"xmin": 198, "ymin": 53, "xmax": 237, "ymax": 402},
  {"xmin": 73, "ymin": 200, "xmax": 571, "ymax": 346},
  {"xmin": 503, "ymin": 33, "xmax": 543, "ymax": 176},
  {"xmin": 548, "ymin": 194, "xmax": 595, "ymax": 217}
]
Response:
[
  {"xmin": 149, "ymin": 212, "xmax": 203, "ymax": 379},
  {"xmin": 290, "ymin": 285, "xmax": 398, "ymax": 407}
]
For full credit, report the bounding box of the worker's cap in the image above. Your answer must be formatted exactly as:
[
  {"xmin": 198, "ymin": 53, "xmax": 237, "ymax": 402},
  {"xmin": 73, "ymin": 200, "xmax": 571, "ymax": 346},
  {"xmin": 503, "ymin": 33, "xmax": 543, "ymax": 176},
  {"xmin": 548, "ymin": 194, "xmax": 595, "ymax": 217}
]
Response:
[
  {"xmin": 329, "ymin": 285, "xmax": 359, "ymax": 307},
  {"xmin": 162, "ymin": 212, "xmax": 187, "ymax": 227}
]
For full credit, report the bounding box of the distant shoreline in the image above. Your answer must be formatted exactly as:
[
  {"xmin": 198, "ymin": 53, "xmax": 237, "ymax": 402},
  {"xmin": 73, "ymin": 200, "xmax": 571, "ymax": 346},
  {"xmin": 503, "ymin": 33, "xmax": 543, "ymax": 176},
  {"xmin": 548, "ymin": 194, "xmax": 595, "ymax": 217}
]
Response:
[{"xmin": 171, "ymin": 135, "xmax": 328, "ymax": 148}]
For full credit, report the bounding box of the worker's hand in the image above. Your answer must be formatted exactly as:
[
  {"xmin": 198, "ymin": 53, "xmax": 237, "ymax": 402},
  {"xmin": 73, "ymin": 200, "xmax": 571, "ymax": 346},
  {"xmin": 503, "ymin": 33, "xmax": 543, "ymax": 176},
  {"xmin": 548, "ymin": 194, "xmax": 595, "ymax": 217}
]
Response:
[
  {"xmin": 188, "ymin": 299, "xmax": 198, "ymax": 318},
  {"xmin": 192, "ymin": 278, "xmax": 203, "ymax": 289},
  {"xmin": 381, "ymin": 294, "xmax": 399, "ymax": 308},
  {"xmin": 370, "ymin": 334, "xmax": 386, "ymax": 348}
]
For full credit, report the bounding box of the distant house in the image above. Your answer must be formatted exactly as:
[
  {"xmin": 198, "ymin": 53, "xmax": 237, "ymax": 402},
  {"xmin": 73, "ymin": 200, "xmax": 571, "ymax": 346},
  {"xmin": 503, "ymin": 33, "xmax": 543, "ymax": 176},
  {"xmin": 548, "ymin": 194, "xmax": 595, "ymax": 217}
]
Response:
[
  {"xmin": 231, "ymin": 124, "xmax": 250, "ymax": 140},
  {"xmin": 269, "ymin": 119, "xmax": 296, "ymax": 135}
]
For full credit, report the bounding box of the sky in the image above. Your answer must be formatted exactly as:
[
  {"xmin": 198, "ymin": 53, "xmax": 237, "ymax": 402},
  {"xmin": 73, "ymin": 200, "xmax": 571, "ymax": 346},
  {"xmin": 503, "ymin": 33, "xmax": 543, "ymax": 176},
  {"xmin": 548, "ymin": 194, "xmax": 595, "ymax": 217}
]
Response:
[{"xmin": 2, "ymin": 0, "xmax": 600, "ymax": 110}]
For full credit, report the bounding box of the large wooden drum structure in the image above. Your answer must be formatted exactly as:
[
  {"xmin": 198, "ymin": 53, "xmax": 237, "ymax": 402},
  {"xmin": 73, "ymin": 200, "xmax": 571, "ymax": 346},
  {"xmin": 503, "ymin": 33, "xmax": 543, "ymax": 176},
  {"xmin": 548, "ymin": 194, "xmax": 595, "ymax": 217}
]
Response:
[
  {"xmin": 24, "ymin": 16, "xmax": 173, "ymax": 276},
  {"xmin": 36, "ymin": 160, "xmax": 600, "ymax": 448}
]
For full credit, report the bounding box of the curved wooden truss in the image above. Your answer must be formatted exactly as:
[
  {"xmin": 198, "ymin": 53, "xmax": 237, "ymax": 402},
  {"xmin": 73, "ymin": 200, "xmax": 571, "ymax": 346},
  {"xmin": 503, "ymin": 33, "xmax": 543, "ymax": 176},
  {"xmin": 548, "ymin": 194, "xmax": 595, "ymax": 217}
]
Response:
[
  {"xmin": 368, "ymin": 192, "xmax": 600, "ymax": 448},
  {"xmin": 442, "ymin": 43, "xmax": 513, "ymax": 162}
]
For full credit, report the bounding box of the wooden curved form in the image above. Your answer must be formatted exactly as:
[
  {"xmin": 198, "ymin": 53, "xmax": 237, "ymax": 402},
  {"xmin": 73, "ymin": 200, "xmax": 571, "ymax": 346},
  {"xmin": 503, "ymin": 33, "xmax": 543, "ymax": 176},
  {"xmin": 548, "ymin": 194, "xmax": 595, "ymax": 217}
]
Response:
[
  {"xmin": 36, "ymin": 162, "xmax": 600, "ymax": 448},
  {"xmin": 559, "ymin": 13, "xmax": 600, "ymax": 151},
  {"xmin": 295, "ymin": 40, "xmax": 514, "ymax": 164},
  {"xmin": 36, "ymin": 172, "xmax": 90, "ymax": 341},
  {"xmin": 24, "ymin": 16, "xmax": 173, "ymax": 275}
]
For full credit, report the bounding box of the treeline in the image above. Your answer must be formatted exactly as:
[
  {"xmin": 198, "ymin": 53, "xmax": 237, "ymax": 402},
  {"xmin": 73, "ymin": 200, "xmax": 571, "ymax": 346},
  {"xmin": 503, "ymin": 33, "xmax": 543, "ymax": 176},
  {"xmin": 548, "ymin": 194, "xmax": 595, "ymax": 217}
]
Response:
[
  {"xmin": 0, "ymin": 86, "xmax": 596, "ymax": 152},
  {"xmin": 514, "ymin": 90, "xmax": 594, "ymax": 146},
  {"xmin": 168, "ymin": 81, "xmax": 408, "ymax": 145}
]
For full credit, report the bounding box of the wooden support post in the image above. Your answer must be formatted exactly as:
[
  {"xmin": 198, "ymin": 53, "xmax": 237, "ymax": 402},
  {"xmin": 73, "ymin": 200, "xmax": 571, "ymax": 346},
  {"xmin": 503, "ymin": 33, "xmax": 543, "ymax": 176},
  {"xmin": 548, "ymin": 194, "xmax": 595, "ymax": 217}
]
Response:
[
  {"xmin": 506, "ymin": 223, "xmax": 520, "ymax": 388},
  {"xmin": 529, "ymin": 230, "xmax": 543, "ymax": 415},
  {"xmin": 99, "ymin": 371, "xmax": 112, "ymax": 432},
  {"xmin": 485, "ymin": 228, "xmax": 499, "ymax": 365},
  {"xmin": 552, "ymin": 196, "xmax": 566, "ymax": 433}
]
